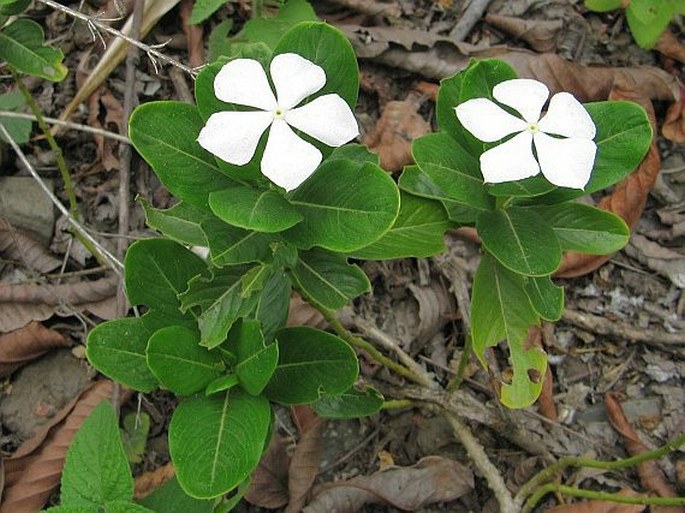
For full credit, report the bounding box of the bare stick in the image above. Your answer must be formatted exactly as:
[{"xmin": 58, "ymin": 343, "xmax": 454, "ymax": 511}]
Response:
[
  {"xmin": 37, "ymin": 0, "xmax": 198, "ymax": 76},
  {"xmin": 0, "ymin": 123, "xmax": 123, "ymax": 272},
  {"xmin": 449, "ymin": 0, "xmax": 496, "ymax": 41},
  {"xmin": 326, "ymin": 0, "xmax": 401, "ymax": 17},
  {"xmin": 0, "ymin": 111, "xmax": 130, "ymax": 142}
]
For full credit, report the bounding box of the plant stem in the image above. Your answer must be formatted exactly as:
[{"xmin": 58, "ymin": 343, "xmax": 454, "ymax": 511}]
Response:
[
  {"xmin": 0, "ymin": 111, "xmax": 130, "ymax": 142},
  {"xmin": 317, "ymin": 307, "xmax": 434, "ymax": 387},
  {"xmin": 447, "ymin": 333, "xmax": 472, "ymax": 391},
  {"xmin": 382, "ymin": 399, "xmax": 414, "ymax": 410},
  {"xmin": 523, "ymin": 484, "xmax": 685, "ymax": 513}
]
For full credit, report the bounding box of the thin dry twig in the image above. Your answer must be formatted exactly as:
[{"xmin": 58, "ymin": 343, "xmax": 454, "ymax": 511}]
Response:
[
  {"xmin": 449, "ymin": 0, "xmax": 496, "ymax": 41},
  {"xmin": 0, "ymin": 111, "xmax": 130, "ymax": 142},
  {"xmin": 326, "ymin": 0, "xmax": 401, "ymax": 17}
]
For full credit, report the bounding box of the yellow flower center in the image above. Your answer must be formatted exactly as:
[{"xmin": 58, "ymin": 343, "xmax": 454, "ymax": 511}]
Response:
[{"xmin": 527, "ymin": 122, "xmax": 539, "ymax": 134}]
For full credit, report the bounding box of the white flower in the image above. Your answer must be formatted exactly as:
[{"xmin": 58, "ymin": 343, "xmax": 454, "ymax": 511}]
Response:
[
  {"xmin": 455, "ymin": 78, "xmax": 597, "ymax": 189},
  {"xmin": 197, "ymin": 53, "xmax": 359, "ymax": 191}
]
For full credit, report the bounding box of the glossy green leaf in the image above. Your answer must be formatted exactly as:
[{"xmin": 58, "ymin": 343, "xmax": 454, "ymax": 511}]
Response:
[
  {"xmin": 253, "ymin": 269, "xmax": 292, "ymax": 341},
  {"xmin": 207, "ymin": 20, "xmax": 234, "ymax": 63},
  {"xmin": 138, "ymin": 477, "xmax": 214, "ymax": 513},
  {"xmin": 61, "ymin": 402, "xmax": 133, "ymax": 507},
  {"xmin": 189, "ymin": 0, "xmax": 224, "ymax": 24},
  {"xmin": 626, "ymin": 0, "xmax": 674, "ymax": 48},
  {"xmin": 43, "ymin": 507, "xmax": 96, "ymax": 513},
  {"xmin": 312, "ymin": 386, "xmax": 384, "ymax": 419},
  {"xmin": 524, "ymin": 276, "xmax": 564, "ymax": 322},
  {"xmin": 328, "ymin": 143, "xmax": 379, "ymax": 167},
  {"xmin": 243, "ymin": 0, "xmax": 319, "ymax": 50},
  {"xmin": 284, "ymin": 160, "xmax": 400, "ymax": 252},
  {"xmin": 86, "ymin": 317, "xmax": 158, "ymax": 393},
  {"xmin": 290, "ymin": 248, "xmax": 370, "ymax": 311},
  {"xmin": 351, "ymin": 192, "xmax": 452, "ymax": 260},
  {"xmin": 202, "ymin": 217, "xmax": 273, "ymax": 266},
  {"xmin": 486, "ymin": 175, "xmax": 555, "ymax": 198},
  {"xmin": 264, "ymin": 327, "xmax": 358, "ymax": 405},
  {"xmin": 129, "ymin": 102, "xmax": 238, "ymax": 209},
  {"xmin": 412, "ymin": 132, "xmax": 493, "ymax": 212},
  {"xmin": 584, "ymin": 0, "xmax": 622, "ymax": 11},
  {"xmin": 226, "ymin": 319, "xmax": 278, "ymax": 396},
  {"xmin": 0, "ymin": 91, "xmax": 32, "ymax": 143},
  {"xmin": 141, "ymin": 199, "xmax": 209, "ymax": 247},
  {"xmin": 169, "ymin": 390, "xmax": 271, "ymax": 498},
  {"xmin": 471, "ymin": 254, "xmax": 545, "ymax": 408},
  {"xmin": 103, "ymin": 502, "xmax": 155, "ymax": 513},
  {"xmin": 241, "ymin": 263, "xmax": 271, "ymax": 298},
  {"xmin": 146, "ymin": 326, "xmax": 225, "ymax": 395},
  {"xmin": 0, "ymin": 0, "xmax": 31, "ymax": 15},
  {"xmin": 530, "ymin": 203, "xmax": 629, "ymax": 254},
  {"xmin": 205, "ymin": 374, "xmax": 239, "ymax": 395},
  {"xmin": 477, "ymin": 207, "xmax": 561, "ymax": 277},
  {"xmin": 209, "ymin": 186, "xmax": 303, "ymax": 233},
  {"xmin": 120, "ymin": 412, "xmax": 150, "ymax": 464},
  {"xmin": 0, "ymin": 19, "xmax": 67, "ymax": 81}
]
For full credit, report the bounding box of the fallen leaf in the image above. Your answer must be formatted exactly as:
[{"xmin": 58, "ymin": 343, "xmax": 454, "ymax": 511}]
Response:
[
  {"xmin": 0, "ymin": 322, "xmax": 70, "ymax": 378},
  {"xmin": 655, "ymin": 30, "xmax": 685, "ymax": 65},
  {"xmin": 87, "ymin": 89, "xmax": 124, "ymax": 172},
  {"xmin": 1, "ymin": 380, "xmax": 130, "ymax": 513},
  {"xmin": 485, "ymin": 14, "xmax": 563, "ymax": 53},
  {"xmin": 546, "ymin": 488, "xmax": 646, "ymax": 513},
  {"xmin": 285, "ymin": 414, "xmax": 325, "ymax": 513},
  {"xmin": 0, "ymin": 221, "xmax": 61, "ymax": 274},
  {"xmin": 180, "ymin": 0, "xmax": 204, "ymax": 69},
  {"xmin": 245, "ymin": 435, "xmax": 290, "ymax": 509},
  {"xmin": 362, "ymin": 93, "xmax": 431, "ymax": 171},
  {"xmin": 303, "ymin": 455, "xmax": 474, "ymax": 512},
  {"xmin": 134, "ymin": 463, "xmax": 176, "ymax": 500},
  {"xmin": 624, "ymin": 234, "xmax": 685, "ymax": 288},
  {"xmin": 663, "ymin": 85, "xmax": 685, "ymax": 144},
  {"xmin": 604, "ymin": 393, "xmax": 684, "ymax": 513}
]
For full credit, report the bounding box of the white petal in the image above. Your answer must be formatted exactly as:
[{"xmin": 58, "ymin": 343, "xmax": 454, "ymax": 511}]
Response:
[
  {"xmin": 455, "ymin": 98, "xmax": 527, "ymax": 142},
  {"xmin": 538, "ymin": 92, "xmax": 596, "ymax": 139},
  {"xmin": 534, "ymin": 132, "xmax": 597, "ymax": 189},
  {"xmin": 214, "ymin": 59, "xmax": 277, "ymax": 110},
  {"xmin": 270, "ymin": 53, "xmax": 326, "ymax": 110},
  {"xmin": 493, "ymin": 79, "xmax": 549, "ymax": 123},
  {"xmin": 261, "ymin": 119, "xmax": 322, "ymax": 191},
  {"xmin": 480, "ymin": 131, "xmax": 540, "ymax": 183},
  {"xmin": 197, "ymin": 111, "xmax": 273, "ymax": 165},
  {"xmin": 285, "ymin": 94, "xmax": 359, "ymax": 147}
]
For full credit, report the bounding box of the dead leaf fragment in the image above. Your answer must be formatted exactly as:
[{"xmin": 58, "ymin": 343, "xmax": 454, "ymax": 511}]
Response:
[
  {"xmin": 655, "ymin": 30, "xmax": 685, "ymax": 64},
  {"xmin": 362, "ymin": 93, "xmax": 431, "ymax": 171},
  {"xmin": 285, "ymin": 412, "xmax": 325, "ymax": 513},
  {"xmin": 0, "ymin": 322, "xmax": 70, "ymax": 378},
  {"xmin": 303, "ymin": 455, "xmax": 474, "ymax": 512},
  {"xmin": 663, "ymin": 86, "xmax": 685, "ymax": 144},
  {"xmin": 625, "ymin": 234, "xmax": 685, "ymax": 288},
  {"xmin": 245, "ymin": 435, "xmax": 290, "ymax": 509},
  {"xmin": 0, "ymin": 221, "xmax": 62, "ymax": 273},
  {"xmin": 485, "ymin": 14, "xmax": 563, "ymax": 53}
]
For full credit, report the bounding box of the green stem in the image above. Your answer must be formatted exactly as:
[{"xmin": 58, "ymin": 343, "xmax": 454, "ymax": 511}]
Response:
[
  {"xmin": 382, "ymin": 399, "xmax": 414, "ymax": 410},
  {"xmin": 316, "ymin": 307, "xmax": 432, "ymax": 387},
  {"xmin": 446, "ymin": 333, "xmax": 472, "ymax": 391},
  {"xmin": 12, "ymin": 69, "xmax": 109, "ymax": 266},
  {"xmin": 523, "ymin": 484, "xmax": 685, "ymax": 513}
]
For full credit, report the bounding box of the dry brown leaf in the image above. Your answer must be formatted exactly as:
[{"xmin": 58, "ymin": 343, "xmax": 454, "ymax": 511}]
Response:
[
  {"xmin": 180, "ymin": 0, "xmax": 204, "ymax": 69},
  {"xmin": 0, "ymin": 322, "xmax": 70, "ymax": 378},
  {"xmin": 304, "ymin": 455, "xmax": 474, "ymax": 512},
  {"xmin": 485, "ymin": 13, "xmax": 563, "ymax": 53},
  {"xmin": 87, "ymin": 89, "xmax": 125, "ymax": 172},
  {"xmin": 655, "ymin": 30, "xmax": 685, "ymax": 64},
  {"xmin": 287, "ymin": 293, "xmax": 327, "ymax": 329},
  {"xmin": 245, "ymin": 435, "xmax": 290, "ymax": 509},
  {"xmin": 286, "ymin": 410, "xmax": 325, "ymax": 513},
  {"xmin": 625, "ymin": 234, "xmax": 685, "ymax": 288},
  {"xmin": 546, "ymin": 488, "xmax": 646, "ymax": 513},
  {"xmin": 134, "ymin": 462, "xmax": 176, "ymax": 500},
  {"xmin": 361, "ymin": 93, "xmax": 431, "ymax": 171},
  {"xmin": 604, "ymin": 393, "xmax": 684, "ymax": 513},
  {"xmin": 0, "ymin": 221, "xmax": 61, "ymax": 273},
  {"xmin": 663, "ymin": 85, "xmax": 685, "ymax": 143},
  {"xmin": 0, "ymin": 380, "xmax": 129, "ymax": 513}
]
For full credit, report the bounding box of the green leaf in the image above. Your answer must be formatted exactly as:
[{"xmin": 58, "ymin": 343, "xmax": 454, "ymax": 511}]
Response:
[
  {"xmin": 129, "ymin": 102, "xmax": 239, "ymax": 209},
  {"xmin": 243, "ymin": 0, "xmax": 319, "ymax": 50},
  {"xmin": 202, "ymin": 217, "xmax": 273, "ymax": 266},
  {"xmin": 207, "ymin": 20, "xmax": 235, "ymax": 63},
  {"xmin": 264, "ymin": 326, "xmax": 358, "ymax": 405},
  {"xmin": 0, "ymin": 19, "xmax": 67, "ymax": 81},
  {"xmin": 241, "ymin": 263, "xmax": 271, "ymax": 298},
  {"xmin": 284, "ymin": 160, "xmax": 400, "ymax": 252},
  {"xmin": 530, "ymin": 203, "xmax": 629, "ymax": 254},
  {"xmin": 61, "ymin": 402, "xmax": 133, "ymax": 507},
  {"xmin": 209, "ymin": 186, "xmax": 303, "ymax": 233},
  {"xmin": 86, "ymin": 317, "xmax": 158, "ymax": 393},
  {"xmin": 104, "ymin": 502, "xmax": 156, "ymax": 513},
  {"xmin": 486, "ymin": 175, "xmax": 555, "ymax": 198},
  {"xmin": 189, "ymin": 0, "xmax": 225, "ymax": 24},
  {"xmin": 476, "ymin": 207, "xmax": 561, "ymax": 277},
  {"xmin": 120, "ymin": 412, "xmax": 150, "ymax": 464},
  {"xmin": 274, "ymin": 21, "xmax": 358, "ymax": 109},
  {"xmin": 205, "ymin": 374, "xmax": 239, "ymax": 395},
  {"xmin": 471, "ymin": 254, "xmax": 545, "ymax": 408},
  {"xmin": 584, "ymin": 0, "xmax": 622, "ymax": 11},
  {"xmin": 0, "ymin": 0, "xmax": 31, "ymax": 15},
  {"xmin": 523, "ymin": 276, "xmax": 564, "ymax": 322},
  {"xmin": 0, "ymin": 91, "xmax": 32, "ymax": 143},
  {"xmin": 125, "ymin": 239, "xmax": 206, "ymax": 327},
  {"xmin": 141, "ymin": 199, "xmax": 209, "ymax": 247},
  {"xmin": 253, "ymin": 268, "xmax": 292, "ymax": 341},
  {"xmin": 328, "ymin": 143, "xmax": 379, "ymax": 167},
  {"xmin": 180, "ymin": 266, "xmax": 260, "ymax": 349},
  {"xmin": 312, "ymin": 385, "xmax": 384, "ymax": 419},
  {"xmin": 398, "ymin": 165, "xmax": 480, "ymax": 223},
  {"xmin": 626, "ymin": 1, "xmax": 673, "ymax": 48},
  {"xmin": 43, "ymin": 507, "xmax": 96, "ymax": 513},
  {"xmin": 169, "ymin": 390, "xmax": 271, "ymax": 498},
  {"xmin": 138, "ymin": 477, "xmax": 214, "ymax": 513},
  {"xmin": 290, "ymin": 248, "xmax": 370, "ymax": 311},
  {"xmin": 226, "ymin": 319, "xmax": 278, "ymax": 395},
  {"xmin": 350, "ymin": 192, "xmax": 452, "ymax": 260},
  {"xmin": 146, "ymin": 326, "xmax": 225, "ymax": 395}
]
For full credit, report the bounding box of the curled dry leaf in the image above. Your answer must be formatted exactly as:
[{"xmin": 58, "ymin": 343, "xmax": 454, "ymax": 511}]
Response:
[
  {"xmin": 245, "ymin": 435, "xmax": 290, "ymax": 509},
  {"xmin": 655, "ymin": 30, "xmax": 685, "ymax": 65},
  {"xmin": 663, "ymin": 85, "xmax": 685, "ymax": 144},
  {"xmin": 303, "ymin": 455, "xmax": 474, "ymax": 512},
  {"xmin": 0, "ymin": 380, "xmax": 129, "ymax": 513},
  {"xmin": 485, "ymin": 13, "xmax": 563, "ymax": 53},
  {"xmin": 604, "ymin": 392, "xmax": 684, "ymax": 513},
  {"xmin": 362, "ymin": 93, "xmax": 431, "ymax": 172},
  {"xmin": 546, "ymin": 488, "xmax": 646, "ymax": 513},
  {"xmin": 0, "ymin": 322, "xmax": 70, "ymax": 378},
  {"xmin": 624, "ymin": 234, "xmax": 685, "ymax": 288},
  {"xmin": 0, "ymin": 220, "xmax": 61, "ymax": 273},
  {"xmin": 87, "ymin": 89, "xmax": 125, "ymax": 172},
  {"xmin": 286, "ymin": 410, "xmax": 325, "ymax": 513}
]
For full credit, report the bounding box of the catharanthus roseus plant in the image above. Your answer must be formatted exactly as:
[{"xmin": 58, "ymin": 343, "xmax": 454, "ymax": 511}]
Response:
[{"xmin": 84, "ymin": 21, "xmax": 652, "ymax": 504}]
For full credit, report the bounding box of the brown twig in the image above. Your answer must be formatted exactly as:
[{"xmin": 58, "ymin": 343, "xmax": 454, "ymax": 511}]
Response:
[{"xmin": 449, "ymin": 0, "xmax": 496, "ymax": 41}]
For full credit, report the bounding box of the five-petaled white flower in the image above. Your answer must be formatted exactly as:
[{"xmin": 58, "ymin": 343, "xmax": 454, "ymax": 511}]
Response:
[
  {"xmin": 455, "ymin": 78, "xmax": 597, "ymax": 189},
  {"xmin": 197, "ymin": 53, "xmax": 359, "ymax": 191}
]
